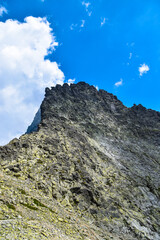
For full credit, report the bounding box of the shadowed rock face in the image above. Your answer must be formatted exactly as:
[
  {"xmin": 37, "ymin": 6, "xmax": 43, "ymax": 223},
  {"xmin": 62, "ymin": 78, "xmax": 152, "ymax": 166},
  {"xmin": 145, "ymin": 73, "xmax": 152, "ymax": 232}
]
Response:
[
  {"xmin": 26, "ymin": 108, "xmax": 41, "ymax": 134},
  {"xmin": 0, "ymin": 82, "xmax": 160, "ymax": 240}
]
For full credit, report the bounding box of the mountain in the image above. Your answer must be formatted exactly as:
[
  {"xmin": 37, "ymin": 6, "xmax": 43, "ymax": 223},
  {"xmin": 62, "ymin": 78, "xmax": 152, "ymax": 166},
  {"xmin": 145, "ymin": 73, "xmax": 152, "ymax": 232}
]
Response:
[
  {"xmin": 26, "ymin": 108, "xmax": 41, "ymax": 134},
  {"xmin": 0, "ymin": 82, "xmax": 160, "ymax": 240}
]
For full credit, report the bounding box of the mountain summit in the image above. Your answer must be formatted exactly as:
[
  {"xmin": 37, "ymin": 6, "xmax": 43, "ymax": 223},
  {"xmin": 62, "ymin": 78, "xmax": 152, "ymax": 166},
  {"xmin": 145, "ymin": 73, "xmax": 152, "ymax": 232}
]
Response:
[{"xmin": 0, "ymin": 82, "xmax": 160, "ymax": 239}]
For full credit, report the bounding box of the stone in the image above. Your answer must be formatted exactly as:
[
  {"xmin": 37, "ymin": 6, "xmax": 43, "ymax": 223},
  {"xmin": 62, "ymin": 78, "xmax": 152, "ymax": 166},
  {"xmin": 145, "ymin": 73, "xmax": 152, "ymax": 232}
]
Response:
[{"xmin": 0, "ymin": 82, "xmax": 160, "ymax": 240}]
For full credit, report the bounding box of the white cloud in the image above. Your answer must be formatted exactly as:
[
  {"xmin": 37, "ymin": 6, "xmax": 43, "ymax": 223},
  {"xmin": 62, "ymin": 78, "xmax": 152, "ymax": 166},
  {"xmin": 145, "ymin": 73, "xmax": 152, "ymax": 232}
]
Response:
[
  {"xmin": 82, "ymin": 1, "xmax": 92, "ymax": 16},
  {"xmin": 82, "ymin": 1, "xmax": 90, "ymax": 9},
  {"xmin": 115, "ymin": 78, "xmax": 123, "ymax": 87},
  {"xmin": 101, "ymin": 17, "xmax": 106, "ymax": 26},
  {"xmin": 70, "ymin": 20, "xmax": 85, "ymax": 31},
  {"xmin": 126, "ymin": 42, "xmax": 135, "ymax": 47},
  {"xmin": 0, "ymin": 6, "xmax": 7, "ymax": 17},
  {"xmin": 94, "ymin": 85, "xmax": 99, "ymax": 90},
  {"xmin": 80, "ymin": 20, "xmax": 85, "ymax": 28},
  {"xmin": 129, "ymin": 52, "xmax": 132, "ymax": 59},
  {"xmin": 88, "ymin": 11, "xmax": 92, "ymax": 17},
  {"xmin": 67, "ymin": 78, "xmax": 75, "ymax": 85},
  {"xmin": 0, "ymin": 16, "xmax": 65, "ymax": 145},
  {"xmin": 139, "ymin": 63, "xmax": 150, "ymax": 76},
  {"xmin": 70, "ymin": 23, "xmax": 78, "ymax": 30}
]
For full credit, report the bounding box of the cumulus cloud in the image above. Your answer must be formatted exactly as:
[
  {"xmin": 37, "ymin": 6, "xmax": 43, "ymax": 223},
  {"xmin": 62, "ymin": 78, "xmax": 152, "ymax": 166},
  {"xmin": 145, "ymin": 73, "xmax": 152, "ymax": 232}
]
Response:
[
  {"xmin": 67, "ymin": 78, "xmax": 75, "ymax": 85},
  {"xmin": 139, "ymin": 64, "xmax": 150, "ymax": 76},
  {"xmin": 0, "ymin": 6, "xmax": 7, "ymax": 16},
  {"xmin": 0, "ymin": 16, "xmax": 65, "ymax": 145},
  {"xmin": 115, "ymin": 78, "xmax": 123, "ymax": 87}
]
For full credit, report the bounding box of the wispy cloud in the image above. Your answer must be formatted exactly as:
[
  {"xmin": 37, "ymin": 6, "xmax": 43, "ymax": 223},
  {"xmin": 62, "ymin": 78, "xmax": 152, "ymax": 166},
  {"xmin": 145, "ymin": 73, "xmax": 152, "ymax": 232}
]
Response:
[
  {"xmin": 82, "ymin": 1, "xmax": 92, "ymax": 16},
  {"xmin": 82, "ymin": 1, "xmax": 90, "ymax": 9},
  {"xmin": 126, "ymin": 42, "xmax": 135, "ymax": 47},
  {"xmin": 139, "ymin": 64, "xmax": 150, "ymax": 76},
  {"xmin": 0, "ymin": 6, "xmax": 7, "ymax": 17},
  {"xmin": 80, "ymin": 20, "xmax": 85, "ymax": 28},
  {"xmin": 101, "ymin": 17, "xmax": 107, "ymax": 26},
  {"xmin": 94, "ymin": 85, "xmax": 99, "ymax": 90},
  {"xmin": 70, "ymin": 20, "xmax": 85, "ymax": 31},
  {"xmin": 115, "ymin": 78, "xmax": 123, "ymax": 87},
  {"xmin": 88, "ymin": 11, "xmax": 92, "ymax": 17},
  {"xmin": 129, "ymin": 52, "xmax": 132, "ymax": 59},
  {"xmin": 70, "ymin": 23, "xmax": 78, "ymax": 30}
]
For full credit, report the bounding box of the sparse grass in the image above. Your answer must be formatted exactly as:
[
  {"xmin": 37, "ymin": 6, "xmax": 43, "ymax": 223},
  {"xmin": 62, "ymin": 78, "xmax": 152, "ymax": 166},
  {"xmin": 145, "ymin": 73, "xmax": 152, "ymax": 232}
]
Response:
[
  {"xmin": 17, "ymin": 188, "xmax": 26, "ymax": 195},
  {"xmin": 33, "ymin": 198, "xmax": 46, "ymax": 208},
  {"xmin": 6, "ymin": 203, "xmax": 16, "ymax": 210},
  {"xmin": 21, "ymin": 202, "xmax": 38, "ymax": 211}
]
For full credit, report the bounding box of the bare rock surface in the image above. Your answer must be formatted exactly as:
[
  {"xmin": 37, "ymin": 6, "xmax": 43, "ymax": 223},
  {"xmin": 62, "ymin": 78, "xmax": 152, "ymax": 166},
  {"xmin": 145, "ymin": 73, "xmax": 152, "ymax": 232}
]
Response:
[{"xmin": 0, "ymin": 82, "xmax": 160, "ymax": 239}]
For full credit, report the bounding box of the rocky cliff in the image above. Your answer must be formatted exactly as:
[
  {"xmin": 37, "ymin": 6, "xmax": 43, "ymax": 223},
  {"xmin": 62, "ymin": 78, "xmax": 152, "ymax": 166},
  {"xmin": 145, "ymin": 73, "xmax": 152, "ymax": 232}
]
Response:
[{"xmin": 0, "ymin": 82, "xmax": 160, "ymax": 240}]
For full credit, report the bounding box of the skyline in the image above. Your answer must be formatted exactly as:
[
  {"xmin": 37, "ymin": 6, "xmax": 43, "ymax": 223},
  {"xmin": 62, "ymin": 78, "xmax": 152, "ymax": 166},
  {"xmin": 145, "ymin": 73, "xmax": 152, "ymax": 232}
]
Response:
[{"xmin": 0, "ymin": 0, "xmax": 159, "ymax": 145}]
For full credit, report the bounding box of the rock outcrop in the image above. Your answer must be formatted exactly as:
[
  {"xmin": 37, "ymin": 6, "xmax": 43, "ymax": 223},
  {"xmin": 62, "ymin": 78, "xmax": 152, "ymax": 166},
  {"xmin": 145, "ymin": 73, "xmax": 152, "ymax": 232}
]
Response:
[
  {"xmin": 26, "ymin": 108, "xmax": 41, "ymax": 134},
  {"xmin": 0, "ymin": 82, "xmax": 160, "ymax": 239}
]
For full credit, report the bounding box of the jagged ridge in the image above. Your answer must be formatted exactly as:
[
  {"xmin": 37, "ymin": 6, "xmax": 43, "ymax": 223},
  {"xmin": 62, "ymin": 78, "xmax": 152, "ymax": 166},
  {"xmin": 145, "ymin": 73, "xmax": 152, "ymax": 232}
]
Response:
[{"xmin": 0, "ymin": 82, "xmax": 160, "ymax": 240}]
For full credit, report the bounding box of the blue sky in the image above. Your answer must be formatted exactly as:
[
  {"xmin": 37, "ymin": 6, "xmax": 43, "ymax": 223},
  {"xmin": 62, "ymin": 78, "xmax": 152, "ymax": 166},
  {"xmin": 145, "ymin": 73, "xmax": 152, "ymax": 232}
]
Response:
[{"xmin": 0, "ymin": 0, "xmax": 160, "ymax": 145}]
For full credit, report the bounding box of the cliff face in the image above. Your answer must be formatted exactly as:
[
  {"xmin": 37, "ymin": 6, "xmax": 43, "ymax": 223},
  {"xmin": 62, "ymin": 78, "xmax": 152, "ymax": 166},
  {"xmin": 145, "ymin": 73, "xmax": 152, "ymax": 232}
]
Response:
[{"xmin": 0, "ymin": 82, "xmax": 160, "ymax": 240}]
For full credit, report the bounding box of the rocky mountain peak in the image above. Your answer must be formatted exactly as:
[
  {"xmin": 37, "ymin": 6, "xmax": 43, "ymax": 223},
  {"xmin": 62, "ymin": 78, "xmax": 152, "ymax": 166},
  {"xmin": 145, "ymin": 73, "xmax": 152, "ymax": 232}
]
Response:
[
  {"xmin": 0, "ymin": 82, "xmax": 160, "ymax": 239},
  {"xmin": 40, "ymin": 82, "xmax": 125, "ymax": 127}
]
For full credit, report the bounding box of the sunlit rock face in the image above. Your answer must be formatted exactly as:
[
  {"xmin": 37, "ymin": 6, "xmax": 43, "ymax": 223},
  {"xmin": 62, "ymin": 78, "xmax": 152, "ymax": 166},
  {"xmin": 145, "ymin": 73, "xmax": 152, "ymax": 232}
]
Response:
[{"xmin": 0, "ymin": 82, "xmax": 160, "ymax": 240}]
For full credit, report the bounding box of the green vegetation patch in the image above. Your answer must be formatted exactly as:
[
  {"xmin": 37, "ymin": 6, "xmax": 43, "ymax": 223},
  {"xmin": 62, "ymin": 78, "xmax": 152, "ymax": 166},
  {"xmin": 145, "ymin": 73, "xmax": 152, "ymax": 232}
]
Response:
[
  {"xmin": 17, "ymin": 188, "xmax": 27, "ymax": 195},
  {"xmin": 32, "ymin": 198, "xmax": 55, "ymax": 214},
  {"xmin": 21, "ymin": 202, "xmax": 38, "ymax": 211},
  {"xmin": 6, "ymin": 203, "xmax": 16, "ymax": 210},
  {"xmin": 33, "ymin": 198, "xmax": 47, "ymax": 208}
]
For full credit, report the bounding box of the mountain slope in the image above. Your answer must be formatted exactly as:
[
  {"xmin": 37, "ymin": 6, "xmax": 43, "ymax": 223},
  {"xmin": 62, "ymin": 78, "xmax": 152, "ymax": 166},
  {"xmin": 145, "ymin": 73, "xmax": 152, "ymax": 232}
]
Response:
[{"xmin": 0, "ymin": 82, "xmax": 160, "ymax": 240}]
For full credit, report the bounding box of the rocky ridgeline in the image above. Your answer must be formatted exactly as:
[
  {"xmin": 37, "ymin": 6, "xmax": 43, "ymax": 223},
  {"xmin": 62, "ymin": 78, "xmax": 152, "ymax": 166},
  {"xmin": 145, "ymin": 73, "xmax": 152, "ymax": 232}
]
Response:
[{"xmin": 0, "ymin": 82, "xmax": 160, "ymax": 240}]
